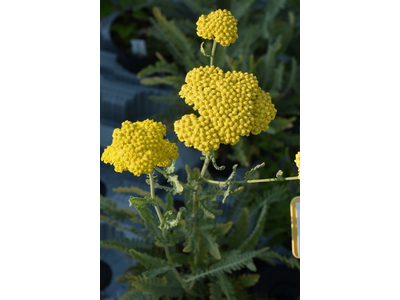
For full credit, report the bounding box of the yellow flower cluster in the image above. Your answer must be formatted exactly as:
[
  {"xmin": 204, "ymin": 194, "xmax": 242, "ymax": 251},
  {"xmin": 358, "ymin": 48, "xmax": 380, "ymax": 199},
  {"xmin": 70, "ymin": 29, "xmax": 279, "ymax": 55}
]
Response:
[
  {"xmin": 196, "ymin": 9, "xmax": 238, "ymax": 46},
  {"xmin": 295, "ymin": 151, "xmax": 300, "ymax": 179},
  {"xmin": 174, "ymin": 65, "xmax": 277, "ymax": 153},
  {"xmin": 101, "ymin": 120, "xmax": 179, "ymax": 176}
]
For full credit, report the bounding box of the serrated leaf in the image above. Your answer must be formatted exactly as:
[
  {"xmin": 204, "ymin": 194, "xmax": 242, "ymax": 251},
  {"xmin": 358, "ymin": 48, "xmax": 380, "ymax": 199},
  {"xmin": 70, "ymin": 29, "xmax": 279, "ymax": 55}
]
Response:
[
  {"xmin": 198, "ymin": 201, "xmax": 215, "ymax": 219},
  {"xmin": 137, "ymin": 61, "xmax": 179, "ymax": 78},
  {"xmin": 136, "ymin": 206, "xmax": 162, "ymax": 239},
  {"xmin": 140, "ymin": 76, "xmax": 184, "ymax": 89},
  {"xmin": 186, "ymin": 248, "xmax": 269, "ymax": 282},
  {"xmin": 213, "ymin": 221, "xmax": 233, "ymax": 237},
  {"xmin": 217, "ymin": 273, "xmax": 237, "ymax": 300},
  {"xmin": 165, "ymin": 193, "xmax": 175, "ymax": 213},
  {"xmin": 231, "ymin": 274, "xmax": 260, "ymax": 289},
  {"xmin": 209, "ymin": 282, "xmax": 223, "ymax": 300},
  {"xmin": 129, "ymin": 248, "xmax": 167, "ymax": 269},
  {"xmin": 229, "ymin": 207, "xmax": 250, "ymax": 249},
  {"xmin": 118, "ymin": 289, "xmax": 150, "ymax": 300},
  {"xmin": 128, "ymin": 275, "xmax": 184, "ymax": 299},
  {"xmin": 257, "ymin": 250, "xmax": 300, "ymax": 269},
  {"xmin": 239, "ymin": 204, "xmax": 268, "ymax": 252},
  {"xmin": 142, "ymin": 265, "xmax": 180, "ymax": 279},
  {"xmin": 129, "ymin": 196, "xmax": 155, "ymax": 207},
  {"xmin": 202, "ymin": 233, "xmax": 221, "ymax": 260},
  {"xmin": 100, "ymin": 195, "xmax": 142, "ymax": 223},
  {"xmin": 244, "ymin": 162, "xmax": 265, "ymax": 181},
  {"xmin": 100, "ymin": 238, "xmax": 153, "ymax": 255},
  {"xmin": 182, "ymin": 236, "xmax": 193, "ymax": 253},
  {"xmin": 194, "ymin": 234, "xmax": 209, "ymax": 271}
]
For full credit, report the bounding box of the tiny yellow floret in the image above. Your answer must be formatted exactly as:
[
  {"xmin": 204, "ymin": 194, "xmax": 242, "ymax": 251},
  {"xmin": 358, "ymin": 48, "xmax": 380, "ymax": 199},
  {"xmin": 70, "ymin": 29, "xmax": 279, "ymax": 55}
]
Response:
[
  {"xmin": 101, "ymin": 120, "xmax": 179, "ymax": 176},
  {"xmin": 196, "ymin": 9, "xmax": 238, "ymax": 46},
  {"xmin": 174, "ymin": 66, "xmax": 277, "ymax": 153},
  {"xmin": 294, "ymin": 151, "xmax": 300, "ymax": 179}
]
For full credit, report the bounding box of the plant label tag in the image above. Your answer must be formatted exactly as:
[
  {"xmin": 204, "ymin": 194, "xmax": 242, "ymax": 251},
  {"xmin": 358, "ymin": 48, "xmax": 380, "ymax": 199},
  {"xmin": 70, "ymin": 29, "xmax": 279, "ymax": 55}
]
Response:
[
  {"xmin": 290, "ymin": 196, "xmax": 300, "ymax": 259},
  {"xmin": 130, "ymin": 39, "xmax": 147, "ymax": 56}
]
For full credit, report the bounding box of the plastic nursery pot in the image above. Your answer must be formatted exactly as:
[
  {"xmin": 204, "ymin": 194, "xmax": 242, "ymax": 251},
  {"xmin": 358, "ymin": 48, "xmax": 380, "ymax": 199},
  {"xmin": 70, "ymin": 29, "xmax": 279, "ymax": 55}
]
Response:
[{"xmin": 107, "ymin": 9, "xmax": 168, "ymax": 74}]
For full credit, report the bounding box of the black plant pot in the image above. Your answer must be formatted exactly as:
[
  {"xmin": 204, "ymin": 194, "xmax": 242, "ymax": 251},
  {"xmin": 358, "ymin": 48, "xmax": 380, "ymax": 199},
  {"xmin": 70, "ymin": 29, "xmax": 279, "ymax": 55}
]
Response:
[{"xmin": 116, "ymin": 50, "xmax": 157, "ymax": 74}]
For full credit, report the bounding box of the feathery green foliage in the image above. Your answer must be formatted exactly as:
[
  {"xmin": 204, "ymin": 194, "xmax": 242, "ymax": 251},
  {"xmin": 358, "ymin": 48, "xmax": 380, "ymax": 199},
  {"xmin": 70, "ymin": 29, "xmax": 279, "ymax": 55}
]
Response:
[
  {"xmin": 100, "ymin": 238, "xmax": 153, "ymax": 255},
  {"xmin": 186, "ymin": 248, "xmax": 269, "ymax": 282},
  {"xmin": 127, "ymin": 274, "xmax": 184, "ymax": 299},
  {"xmin": 228, "ymin": 207, "xmax": 250, "ymax": 249},
  {"xmin": 239, "ymin": 204, "xmax": 268, "ymax": 252},
  {"xmin": 217, "ymin": 273, "xmax": 237, "ymax": 300}
]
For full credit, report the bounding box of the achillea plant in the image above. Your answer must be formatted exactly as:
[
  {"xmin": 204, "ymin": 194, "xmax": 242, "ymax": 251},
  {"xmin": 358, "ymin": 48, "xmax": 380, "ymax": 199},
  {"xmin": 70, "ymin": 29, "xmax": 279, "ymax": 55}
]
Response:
[{"xmin": 101, "ymin": 9, "xmax": 300, "ymax": 300}]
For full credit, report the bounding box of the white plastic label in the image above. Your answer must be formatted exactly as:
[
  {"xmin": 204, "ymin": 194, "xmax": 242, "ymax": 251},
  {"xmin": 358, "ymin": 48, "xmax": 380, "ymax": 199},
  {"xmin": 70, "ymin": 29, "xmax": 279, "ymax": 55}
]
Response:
[{"xmin": 130, "ymin": 39, "xmax": 147, "ymax": 56}]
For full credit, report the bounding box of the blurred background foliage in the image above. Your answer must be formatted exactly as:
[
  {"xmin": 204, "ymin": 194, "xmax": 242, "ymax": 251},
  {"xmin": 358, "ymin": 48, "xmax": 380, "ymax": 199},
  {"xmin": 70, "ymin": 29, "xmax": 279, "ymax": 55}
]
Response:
[{"xmin": 101, "ymin": 0, "xmax": 299, "ymax": 252}]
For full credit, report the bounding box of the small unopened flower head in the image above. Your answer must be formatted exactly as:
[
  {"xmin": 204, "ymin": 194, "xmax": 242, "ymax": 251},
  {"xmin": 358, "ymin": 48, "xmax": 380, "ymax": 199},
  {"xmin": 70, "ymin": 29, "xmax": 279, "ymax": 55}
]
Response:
[
  {"xmin": 294, "ymin": 151, "xmax": 300, "ymax": 179},
  {"xmin": 101, "ymin": 120, "xmax": 179, "ymax": 176},
  {"xmin": 174, "ymin": 65, "xmax": 277, "ymax": 153},
  {"xmin": 196, "ymin": 9, "xmax": 238, "ymax": 46}
]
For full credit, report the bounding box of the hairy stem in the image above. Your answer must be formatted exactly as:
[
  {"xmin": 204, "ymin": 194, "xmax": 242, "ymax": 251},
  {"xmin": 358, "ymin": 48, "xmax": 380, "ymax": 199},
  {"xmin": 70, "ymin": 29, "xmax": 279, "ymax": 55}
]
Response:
[
  {"xmin": 210, "ymin": 39, "xmax": 217, "ymax": 66},
  {"xmin": 204, "ymin": 176, "xmax": 300, "ymax": 185},
  {"xmin": 148, "ymin": 172, "xmax": 198, "ymax": 296},
  {"xmin": 193, "ymin": 154, "xmax": 211, "ymax": 212}
]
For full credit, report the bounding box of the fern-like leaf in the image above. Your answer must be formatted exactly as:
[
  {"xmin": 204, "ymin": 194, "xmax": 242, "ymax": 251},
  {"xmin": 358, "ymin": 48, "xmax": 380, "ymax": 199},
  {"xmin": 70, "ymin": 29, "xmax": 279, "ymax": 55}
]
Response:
[
  {"xmin": 140, "ymin": 76, "xmax": 184, "ymax": 89},
  {"xmin": 129, "ymin": 248, "xmax": 167, "ymax": 269},
  {"xmin": 217, "ymin": 273, "xmax": 237, "ymax": 300},
  {"xmin": 142, "ymin": 265, "xmax": 180, "ymax": 279},
  {"xmin": 113, "ymin": 186, "xmax": 165, "ymax": 210},
  {"xmin": 229, "ymin": 207, "xmax": 250, "ymax": 249},
  {"xmin": 257, "ymin": 250, "xmax": 300, "ymax": 269},
  {"xmin": 213, "ymin": 221, "xmax": 233, "ymax": 237},
  {"xmin": 137, "ymin": 61, "xmax": 179, "ymax": 78},
  {"xmin": 128, "ymin": 275, "xmax": 184, "ymax": 299},
  {"xmin": 231, "ymin": 274, "xmax": 260, "ymax": 289},
  {"xmin": 118, "ymin": 289, "xmax": 151, "ymax": 300},
  {"xmin": 100, "ymin": 195, "xmax": 142, "ymax": 223},
  {"xmin": 100, "ymin": 238, "xmax": 153, "ymax": 255},
  {"xmin": 198, "ymin": 201, "xmax": 216, "ymax": 219},
  {"xmin": 209, "ymin": 282, "xmax": 223, "ymax": 300},
  {"xmin": 239, "ymin": 203, "xmax": 268, "ymax": 252},
  {"xmin": 135, "ymin": 206, "xmax": 162, "ymax": 239},
  {"xmin": 194, "ymin": 234, "xmax": 209, "ymax": 271},
  {"xmin": 186, "ymin": 248, "xmax": 268, "ymax": 282},
  {"xmin": 244, "ymin": 162, "xmax": 266, "ymax": 181},
  {"xmin": 202, "ymin": 232, "xmax": 221, "ymax": 260}
]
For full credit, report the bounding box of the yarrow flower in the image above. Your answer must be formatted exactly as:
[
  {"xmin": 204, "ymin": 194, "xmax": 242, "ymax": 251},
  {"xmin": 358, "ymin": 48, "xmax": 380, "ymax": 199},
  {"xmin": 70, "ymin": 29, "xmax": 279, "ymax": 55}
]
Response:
[
  {"xmin": 174, "ymin": 65, "xmax": 277, "ymax": 153},
  {"xmin": 294, "ymin": 151, "xmax": 300, "ymax": 179},
  {"xmin": 196, "ymin": 9, "xmax": 238, "ymax": 46},
  {"xmin": 101, "ymin": 120, "xmax": 179, "ymax": 176}
]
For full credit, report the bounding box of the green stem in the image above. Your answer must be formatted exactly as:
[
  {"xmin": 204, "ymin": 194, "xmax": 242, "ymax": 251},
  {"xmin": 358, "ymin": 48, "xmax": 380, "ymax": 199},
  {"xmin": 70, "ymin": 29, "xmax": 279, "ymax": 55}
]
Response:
[
  {"xmin": 210, "ymin": 39, "xmax": 217, "ymax": 66},
  {"xmin": 148, "ymin": 172, "xmax": 198, "ymax": 297},
  {"xmin": 203, "ymin": 176, "xmax": 300, "ymax": 185},
  {"xmin": 193, "ymin": 154, "xmax": 211, "ymax": 212}
]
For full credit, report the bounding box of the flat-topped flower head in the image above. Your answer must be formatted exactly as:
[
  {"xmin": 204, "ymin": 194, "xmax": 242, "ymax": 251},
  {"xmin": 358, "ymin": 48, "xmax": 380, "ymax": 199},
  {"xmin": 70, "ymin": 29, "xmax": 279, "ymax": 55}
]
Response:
[
  {"xmin": 101, "ymin": 120, "xmax": 179, "ymax": 176},
  {"xmin": 196, "ymin": 9, "xmax": 238, "ymax": 46},
  {"xmin": 174, "ymin": 65, "xmax": 277, "ymax": 153},
  {"xmin": 294, "ymin": 151, "xmax": 300, "ymax": 179}
]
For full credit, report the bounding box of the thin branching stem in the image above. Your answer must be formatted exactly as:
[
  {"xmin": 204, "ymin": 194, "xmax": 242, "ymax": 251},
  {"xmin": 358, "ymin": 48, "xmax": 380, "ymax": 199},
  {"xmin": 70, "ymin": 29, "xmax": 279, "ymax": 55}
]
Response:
[
  {"xmin": 203, "ymin": 176, "xmax": 300, "ymax": 185},
  {"xmin": 193, "ymin": 154, "xmax": 211, "ymax": 212}
]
